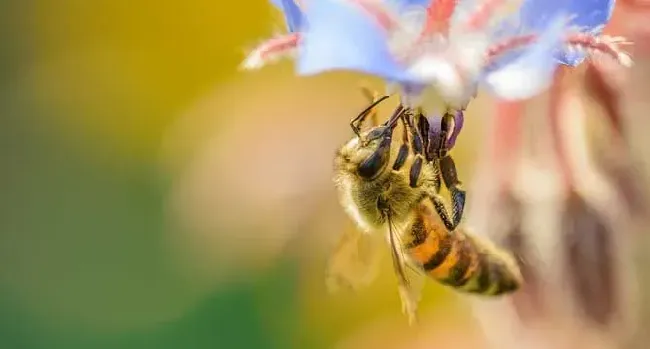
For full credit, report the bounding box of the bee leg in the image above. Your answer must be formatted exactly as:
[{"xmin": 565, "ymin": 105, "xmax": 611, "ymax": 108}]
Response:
[
  {"xmin": 404, "ymin": 113, "xmax": 427, "ymax": 188},
  {"xmin": 440, "ymin": 154, "xmax": 465, "ymax": 229},
  {"xmin": 438, "ymin": 113, "xmax": 452, "ymax": 158},
  {"xmin": 428, "ymin": 193, "xmax": 458, "ymax": 232},
  {"xmin": 404, "ymin": 112, "xmax": 424, "ymax": 156},
  {"xmin": 431, "ymin": 159, "xmax": 442, "ymax": 193},
  {"xmin": 409, "ymin": 155, "xmax": 424, "ymax": 188},
  {"xmin": 427, "ymin": 111, "xmax": 464, "ymax": 229},
  {"xmin": 414, "ymin": 110, "xmax": 431, "ymax": 159},
  {"xmin": 392, "ymin": 117, "xmax": 410, "ymax": 171}
]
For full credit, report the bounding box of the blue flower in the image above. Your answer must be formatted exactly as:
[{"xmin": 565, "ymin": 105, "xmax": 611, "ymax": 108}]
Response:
[
  {"xmin": 297, "ymin": 0, "xmax": 418, "ymax": 83},
  {"xmin": 269, "ymin": 0, "xmax": 304, "ymax": 33},
  {"xmin": 518, "ymin": 0, "xmax": 616, "ymax": 66},
  {"xmin": 244, "ymin": 0, "xmax": 629, "ymax": 104}
]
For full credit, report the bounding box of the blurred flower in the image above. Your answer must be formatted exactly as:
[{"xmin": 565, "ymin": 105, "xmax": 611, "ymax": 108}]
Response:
[
  {"xmin": 242, "ymin": 0, "xmax": 630, "ymax": 108},
  {"xmin": 466, "ymin": 63, "xmax": 645, "ymax": 349},
  {"xmin": 597, "ymin": 6, "xmax": 650, "ymax": 347},
  {"xmin": 163, "ymin": 71, "xmax": 364, "ymax": 284},
  {"xmin": 611, "ymin": 0, "xmax": 650, "ymax": 56}
]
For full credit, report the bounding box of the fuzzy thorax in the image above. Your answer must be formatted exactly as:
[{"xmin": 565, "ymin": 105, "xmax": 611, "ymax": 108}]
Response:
[{"xmin": 333, "ymin": 132, "xmax": 436, "ymax": 234}]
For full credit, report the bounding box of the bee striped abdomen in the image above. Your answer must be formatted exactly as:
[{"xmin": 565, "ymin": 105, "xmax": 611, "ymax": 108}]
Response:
[
  {"xmin": 406, "ymin": 204, "xmax": 522, "ymax": 295},
  {"xmin": 469, "ymin": 244, "xmax": 522, "ymax": 295},
  {"xmin": 440, "ymin": 237, "xmax": 478, "ymax": 287}
]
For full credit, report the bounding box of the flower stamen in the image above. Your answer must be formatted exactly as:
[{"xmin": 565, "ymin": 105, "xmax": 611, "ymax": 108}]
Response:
[
  {"xmin": 484, "ymin": 33, "xmax": 633, "ymax": 68},
  {"xmin": 464, "ymin": 0, "xmax": 511, "ymax": 31},
  {"xmin": 420, "ymin": 0, "xmax": 458, "ymax": 37},
  {"xmin": 241, "ymin": 33, "xmax": 301, "ymax": 70},
  {"xmin": 565, "ymin": 33, "xmax": 634, "ymax": 67},
  {"xmin": 485, "ymin": 34, "xmax": 537, "ymax": 63}
]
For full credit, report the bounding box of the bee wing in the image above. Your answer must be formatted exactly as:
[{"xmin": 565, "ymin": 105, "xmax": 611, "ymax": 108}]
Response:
[
  {"xmin": 325, "ymin": 226, "xmax": 384, "ymax": 293},
  {"xmin": 399, "ymin": 257, "xmax": 427, "ymax": 326},
  {"xmin": 387, "ymin": 212, "xmax": 426, "ymax": 326}
]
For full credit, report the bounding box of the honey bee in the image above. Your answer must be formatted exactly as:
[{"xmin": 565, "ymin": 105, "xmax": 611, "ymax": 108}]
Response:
[{"xmin": 328, "ymin": 91, "xmax": 522, "ymax": 324}]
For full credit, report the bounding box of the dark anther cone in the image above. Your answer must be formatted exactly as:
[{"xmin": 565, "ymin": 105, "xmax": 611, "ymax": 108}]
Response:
[
  {"xmin": 498, "ymin": 193, "xmax": 546, "ymax": 323},
  {"xmin": 562, "ymin": 190, "xmax": 617, "ymax": 327}
]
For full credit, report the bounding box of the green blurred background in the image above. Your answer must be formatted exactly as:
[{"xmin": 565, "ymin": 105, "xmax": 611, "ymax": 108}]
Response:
[{"xmin": 0, "ymin": 1, "xmax": 492, "ymax": 348}]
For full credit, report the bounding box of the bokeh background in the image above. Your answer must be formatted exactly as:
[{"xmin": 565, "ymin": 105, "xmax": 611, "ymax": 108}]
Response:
[{"xmin": 1, "ymin": 1, "xmax": 649, "ymax": 349}]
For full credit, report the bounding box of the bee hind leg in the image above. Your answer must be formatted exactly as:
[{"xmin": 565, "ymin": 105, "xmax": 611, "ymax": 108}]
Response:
[
  {"xmin": 439, "ymin": 154, "xmax": 465, "ymax": 229},
  {"xmin": 428, "ymin": 193, "xmax": 458, "ymax": 231},
  {"xmin": 432, "ymin": 111, "xmax": 465, "ymax": 229}
]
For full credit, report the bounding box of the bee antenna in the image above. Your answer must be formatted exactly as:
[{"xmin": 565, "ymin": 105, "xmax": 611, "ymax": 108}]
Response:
[
  {"xmin": 385, "ymin": 104, "xmax": 405, "ymax": 129},
  {"xmin": 350, "ymin": 95, "xmax": 391, "ymax": 137}
]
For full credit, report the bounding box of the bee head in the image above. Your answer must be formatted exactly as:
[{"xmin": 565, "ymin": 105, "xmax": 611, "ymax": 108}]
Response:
[
  {"xmin": 336, "ymin": 123, "xmax": 396, "ymax": 181},
  {"xmin": 356, "ymin": 125, "xmax": 394, "ymax": 179},
  {"xmin": 336, "ymin": 103, "xmax": 403, "ymax": 180}
]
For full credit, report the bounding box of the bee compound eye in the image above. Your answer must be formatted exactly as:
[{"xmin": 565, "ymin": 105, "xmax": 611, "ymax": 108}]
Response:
[
  {"xmin": 358, "ymin": 137, "xmax": 391, "ymax": 179},
  {"xmin": 366, "ymin": 126, "xmax": 389, "ymax": 141},
  {"xmin": 358, "ymin": 151, "xmax": 387, "ymax": 179}
]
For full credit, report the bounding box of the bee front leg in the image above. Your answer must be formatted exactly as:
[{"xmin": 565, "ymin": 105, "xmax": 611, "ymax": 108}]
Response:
[
  {"xmin": 406, "ymin": 115, "xmax": 426, "ymax": 188},
  {"xmin": 431, "ymin": 159, "xmax": 442, "ymax": 194},
  {"xmin": 392, "ymin": 116, "xmax": 410, "ymax": 171},
  {"xmin": 409, "ymin": 156, "xmax": 424, "ymax": 188}
]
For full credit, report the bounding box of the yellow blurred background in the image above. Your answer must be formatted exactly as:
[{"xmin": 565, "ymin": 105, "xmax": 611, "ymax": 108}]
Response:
[{"xmin": 1, "ymin": 1, "xmax": 649, "ymax": 349}]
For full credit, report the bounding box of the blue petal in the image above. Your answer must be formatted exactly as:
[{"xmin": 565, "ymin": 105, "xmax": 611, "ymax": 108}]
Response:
[
  {"xmin": 270, "ymin": 0, "xmax": 304, "ymax": 32},
  {"xmin": 518, "ymin": 0, "xmax": 616, "ymax": 65},
  {"xmin": 387, "ymin": 0, "xmax": 432, "ymax": 9},
  {"xmin": 297, "ymin": 0, "xmax": 418, "ymax": 83},
  {"xmin": 482, "ymin": 14, "xmax": 567, "ymax": 100},
  {"xmin": 519, "ymin": 0, "xmax": 614, "ymax": 30}
]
